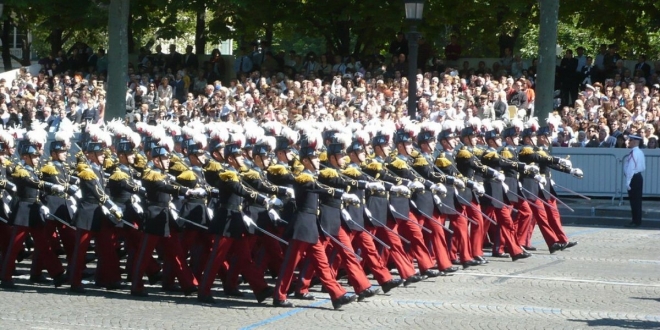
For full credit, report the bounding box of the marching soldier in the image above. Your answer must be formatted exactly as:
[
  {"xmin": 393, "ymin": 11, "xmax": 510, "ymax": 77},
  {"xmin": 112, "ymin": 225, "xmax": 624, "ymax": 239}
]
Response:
[
  {"xmin": 0, "ymin": 131, "xmax": 17, "ymax": 262},
  {"xmin": 1, "ymin": 129, "xmax": 68, "ymax": 289},
  {"xmin": 273, "ymin": 131, "xmax": 357, "ymax": 309}
]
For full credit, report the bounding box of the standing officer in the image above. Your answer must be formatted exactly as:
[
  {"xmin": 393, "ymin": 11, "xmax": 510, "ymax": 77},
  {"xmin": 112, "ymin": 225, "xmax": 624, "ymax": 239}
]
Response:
[{"xmin": 624, "ymin": 134, "xmax": 645, "ymax": 227}]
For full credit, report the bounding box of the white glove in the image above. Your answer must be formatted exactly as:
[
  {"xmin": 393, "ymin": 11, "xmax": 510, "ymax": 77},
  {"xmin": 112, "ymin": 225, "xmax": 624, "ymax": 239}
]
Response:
[
  {"xmin": 433, "ymin": 195, "xmax": 442, "ymax": 205},
  {"xmin": 110, "ymin": 205, "xmax": 123, "ymax": 219},
  {"xmin": 186, "ymin": 188, "xmax": 206, "ymax": 197},
  {"xmin": 133, "ymin": 202, "xmax": 144, "ymax": 215},
  {"xmin": 502, "ymin": 182, "xmax": 509, "ymax": 193},
  {"xmin": 207, "ymin": 207, "xmax": 214, "ymax": 219},
  {"xmin": 70, "ymin": 202, "xmax": 77, "ymax": 214},
  {"xmin": 570, "ymin": 168, "xmax": 583, "ymax": 178},
  {"xmin": 407, "ymin": 180, "xmax": 424, "ymax": 190},
  {"xmin": 268, "ymin": 209, "xmax": 281, "ymax": 222},
  {"xmin": 430, "ymin": 183, "xmax": 447, "ymax": 195},
  {"xmin": 40, "ymin": 205, "xmax": 51, "ymax": 219},
  {"xmin": 170, "ymin": 208, "xmax": 179, "ymax": 221},
  {"xmin": 495, "ymin": 172, "xmax": 505, "ymax": 182},
  {"xmin": 454, "ymin": 179, "xmax": 466, "ymax": 190},
  {"xmin": 134, "ymin": 180, "xmax": 142, "ymax": 187},
  {"xmin": 534, "ymin": 174, "xmax": 547, "ymax": 186},
  {"xmin": 68, "ymin": 196, "xmax": 77, "ymax": 206},
  {"xmin": 74, "ymin": 189, "xmax": 82, "ymax": 199},
  {"xmin": 4, "ymin": 203, "xmax": 11, "ymax": 215},
  {"xmin": 366, "ymin": 182, "xmax": 385, "ymax": 191},
  {"xmin": 559, "ymin": 158, "xmax": 572, "ymax": 168},
  {"xmin": 364, "ymin": 208, "xmax": 373, "ymax": 218},
  {"xmin": 267, "ymin": 197, "xmax": 284, "ymax": 208},
  {"xmin": 285, "ymin": 187, "xmax": 295, "ymax": 199},
  {"xmin": 341, "ymin": 209, "xmax": 353, "ymax": 222},
  {"xmin": 551, "ymin": 179, "xmax": 556, "ymax": 186},
  {"xmin": 242, "ymin": 215, "xmax": 256, "ymax": 234},
  {"xmin": 341, "ymin": 193, "xmax": 360, "ymax": 204},
  {"xmin": 473, "ymin": 183, "xmax": 485, "ymax": 195},
  {"xmin": 524, "ymin": 164, "xmax": 539, "ymax": 174},
  {"xmin": 390, "ymin": 185, "xmax": 410, "ymax": 194},
  {"xmin": 51, "ymin": 184, "xmax": 65, "ymax": 193},
  {"xmin": 131, "ymin": 195, "xmax": 141, "ymax": 205}
]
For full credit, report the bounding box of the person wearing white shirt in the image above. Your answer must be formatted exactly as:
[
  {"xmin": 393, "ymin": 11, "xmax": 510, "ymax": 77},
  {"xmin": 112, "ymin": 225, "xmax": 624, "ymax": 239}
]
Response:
[{"xmin": 624, "ymin": 134, "xmax": 646, "ymax": 227}]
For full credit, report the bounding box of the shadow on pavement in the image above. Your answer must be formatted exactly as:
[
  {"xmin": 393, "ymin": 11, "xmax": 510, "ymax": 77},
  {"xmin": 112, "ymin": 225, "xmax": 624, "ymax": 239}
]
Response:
[{"xmin": 568, "ymin": 318, "xmax": 660, "ymax": 329}]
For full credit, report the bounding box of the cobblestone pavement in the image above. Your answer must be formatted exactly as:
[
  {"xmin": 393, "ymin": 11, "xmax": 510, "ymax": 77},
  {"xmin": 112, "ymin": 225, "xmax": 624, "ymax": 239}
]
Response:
[{"xmin": 1, "ymin": 226, "xmax": 659, "ymax": 330}]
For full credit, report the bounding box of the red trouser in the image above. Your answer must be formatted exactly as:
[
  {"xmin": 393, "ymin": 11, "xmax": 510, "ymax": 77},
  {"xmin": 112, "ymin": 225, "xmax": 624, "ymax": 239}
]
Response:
[
  {"xmin": 448, "ymin": 211, "xmax": 472, "ymax": 263},
  {"xmin": 44, "ymin": 220, "xmax": 76, "ymax": 262},
  {"xmin": 252, "ymin": 230, "xmax": 284, "ymax": 278},
  {"xmin": 68, "ymin": 226, "xmax": 121, "ymax": 288},
  {"xmin": 528, "ymin": 198, "xmax": 559, "ymax": 248},
  {"xmin": 198, "ymin": 235, "xmax": 267, "ymax": 297},
  {"xmin": 466, "ymin": 201, "xmax": 485, "ymax": 258},
  {"xmin": 131, "ymin": 233, "xmax": 198, "ymax": 292},
  {"xmin": 374, "ymin": 220, "xmax": 416, "ymax": 279},
  {"xmin": 421, "ymin": 210, "xmax": 453, "ymax": 270},
  {"xmin": 1, "ymin": 226, "xmax": 64, "ymax": 281},
  {"xmin": 274, "ymin": 238, "xmax": 346, "ymax": 301},
  {"xmin": 485, "ymin": 206, "xmax": 523, "ymax": 256},
  {"xmin": 351, "ymin": 230, "xmax": 393, "ymax": 285},
  {"xmin": 394, "ymin": 212, "xmax": 434, "ymax": 272},
  {"xmin": 544, "ymin": 198, "xmax": 569, "ymax": 244},
  {"xmin": 325, "ymin": 227, "xmax": 371, "ymax": 293},
  {"xmin": 180, "ymin": 229, "xmax": 212, "ymax": 280},
  {"xmin": 0, "ymin": 222, "xmax": 11, "ymax": 260},
  {"xmin": 513, "ymin": 199, "xmax": 534, "ymax": 247},
  {"xmin": 119, "ymin": 225, "xmax": 160, "ymax": 282}
]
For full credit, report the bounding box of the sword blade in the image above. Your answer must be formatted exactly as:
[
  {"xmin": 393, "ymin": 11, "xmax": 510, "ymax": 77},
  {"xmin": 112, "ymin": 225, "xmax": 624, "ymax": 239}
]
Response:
[
  {"xmin": 253, "ymin": 226, "xmax": 289, "ymax": 245},
  {"xmin": 541, "ymin": 188, "xmax": 574, "ymax": 212},
  {"xmin": 553, "ymin": 183, "xmax": 591, "ymax": 201},
  {"xmin": 521, "ymin": 187, "xmax": 560, "ymax": 212},
  {"xmin": 389, "ymin": 208, "xmax": 433, "ymax": 234},
  {"xmin": 365, "ymin": 214, "xmax": 412, "ymax": 244},
  {"xmin": 51, "ymin": 214, "xmax": 76, "ymax": 229},
  {"xmin": 320, "ymin": 228, "xmax": 363, "ymax": 262},
  {"xmin": 415, "ymin": 209, "xmax": 454, "ymax": 234},
  {"xmin": 179, "ymin": 217, "xmax": 209, "ymax": 230},
  {"xmin": 347, "ymin": 219, "xmax": 391, "ymax": 249}
]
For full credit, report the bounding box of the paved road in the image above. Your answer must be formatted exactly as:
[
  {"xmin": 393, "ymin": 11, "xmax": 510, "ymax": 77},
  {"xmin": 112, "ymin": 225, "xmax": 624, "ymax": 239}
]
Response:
[{"xmin": 1, "ymin": 225, "xmax": 659, "ymax": 330}]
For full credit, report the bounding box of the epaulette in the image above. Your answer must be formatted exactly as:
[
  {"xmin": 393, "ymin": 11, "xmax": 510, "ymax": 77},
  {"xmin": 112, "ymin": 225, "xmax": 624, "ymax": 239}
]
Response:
[
  {"xmin": 219, "ymin": 171, "xmax": 239, "ymax": 182},
  {"xmin": 292, "ymin": 159, "xmax": 304, "ymax": 175},
  {"xmin": 341, "ymin": 167, "xmax": 361, "ymax": 178},
  {"xmin": 473, "ymin": 147, "xmax": 485, "ymax": 157},
  {"xmin": 519, "ymin": 146, "xmax": 534, "ymax": 156},
  {"xmin": 177, "ymin": 170, "xmax": 197, "ymax": 181},
  {"xmin": 78, "ymin": 168, "xmax": 98, "ymax": 181},
  {"xmin": 171, "ymin": 154, "xmax": 182, "ymax": 164},
  {"xmin": 142, "ymin": 169, "xmax": 165, "ymax": 181},
  {"xmin": 319, "ymin": 168, "xmax": 338, "ymax": 178},
  {"xmin": 456, "ymin": 147, "xmax": 473, "ymax": 159},
  {"xmin": 170, "ymin": 161, "xmax": 189, "ymax": 172},
  {"xmin": 267, "ymin": 164, "xmax": 289, "ymax": 176},
  {"xmin": 241, "ymin": 169, "xmax": 260, "ymax": 180},
  {"xmin": 409, "ymin": 149, "xmax": 420, "ymax": 158},
  {"xmin": 365, "ymin": 162, "xmax": 383, "ymax": 171},
  {"xmin": 76, "ymin": 163, "xmax": 90, "ymax": 172},
  {"xmin": 483, "ymin": 150, "xmax": 499, "ymax": 160},
  {"xmin": 412, "ymin": 156, "xmax": 428, "ymax": 167},
  {"xmin": 500, "ymin": 148, "xmax": 515, "ymax": 159},
  {"xmin": 2, "ymin": 159, "xmax": 11, "ymax": 167},
  {"xmin": 536, "ymin": 149, "xmax": 549, "ymax": 158},
  {"xmin": 389, "ymin": 157, "xmax": 408, "ymax": 169},
  {"xmin": 109, "ymin": 169, "xmax": 130, "ymax": 181},
  {"xmin": 103, "ymin": 157, "xmax": 116, "ymax": 170},
  {"xmin": 11, "ymin": 167, "xmax": 29, "ymax": 178},
  {"xmin": 319, "ymin": 151, "xmax": 328, "ymax": 162},
  {"xmin": 40, "ymin": 163, "xmax": 59, "ymax": 175},
  {"xmin": 204, "ymin": 160, "xmax": 223, "ymax": 172},
  {"xmin": 295, "ymin": 172, "xmax": 314, "ymax": 183},
  {"xmin": 134, "ymin": 153, "xmax": 147, "ymax": 169},
  {"xmin": 435, "ymin": 155, "xmax": 452, "ymax": 168}
]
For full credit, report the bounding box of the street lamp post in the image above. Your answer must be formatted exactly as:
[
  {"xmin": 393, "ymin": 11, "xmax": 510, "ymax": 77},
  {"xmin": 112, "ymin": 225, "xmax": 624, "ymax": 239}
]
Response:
[{"xmin": 405, "ymin": 0, "xmax": 424, "ymax": 120}]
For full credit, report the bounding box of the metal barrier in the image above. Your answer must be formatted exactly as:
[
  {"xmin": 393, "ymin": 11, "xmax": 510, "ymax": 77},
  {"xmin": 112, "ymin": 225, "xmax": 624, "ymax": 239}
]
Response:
[{"xmin": 551, "ymin": 147, "xmax": 660, "ymax": 203}]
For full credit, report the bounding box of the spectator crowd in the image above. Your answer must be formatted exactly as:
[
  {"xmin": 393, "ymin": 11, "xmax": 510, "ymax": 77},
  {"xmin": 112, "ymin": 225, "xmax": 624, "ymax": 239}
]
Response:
[{"xmin": 2, "ymin": 38, "xmax": 659, "ymax": 149}]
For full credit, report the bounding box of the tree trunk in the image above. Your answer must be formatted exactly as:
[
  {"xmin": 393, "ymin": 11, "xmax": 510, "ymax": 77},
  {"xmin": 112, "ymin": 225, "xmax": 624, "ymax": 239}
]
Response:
[
  {"xmin": 127, "ymin": 10, "xmax": 135, "ymax": 54},
  {"xmin": 48, "ymin": 28, "xmax": 64, "ymax": 56},
  {"xmin": 264, "ymin": 21, "xmax": 273, "ymax": 46},
  {"xmin": 535, "ymin": 0, "xmax": 560, "ymax": 123},
  {"xmin": 106, "ymin": 0, "xmax": 130, "ymax": 121},
  {"xmin": 336, "ymin": 21, "xmax": 351, "ymax": 56},
  {"xmin": 195, "ymin": 0, "xmax": 206, "ymax": 55},
  {"xmin": 1, "ymin": 19, "xmax": 13, "ymax": 71}
]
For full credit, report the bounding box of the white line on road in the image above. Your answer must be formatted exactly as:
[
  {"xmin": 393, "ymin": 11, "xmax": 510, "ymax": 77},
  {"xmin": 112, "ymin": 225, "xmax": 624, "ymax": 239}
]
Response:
[{"xmin": 457, "ymin": 272, "xmax": 660, "ymax": 288}]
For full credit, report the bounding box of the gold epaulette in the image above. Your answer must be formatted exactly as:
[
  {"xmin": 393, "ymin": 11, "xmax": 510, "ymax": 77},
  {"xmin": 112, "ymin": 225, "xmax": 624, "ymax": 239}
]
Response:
[
  {"xmin": 341, "ymin": 167, "xmax": 361, "ymax": 178},
  {"xmin": 536, "ymin": 149, "xmax": 549, "ymax": 158},
  {"xmin": 295, "ymin": 173, "xmax": 314, "ymax": 183},
  {"xmin": 103, "ymin": 157, "xmax": 115, "ymax": 170},
  {"xmin": 500, "ymin": 149, "xmax": 514, "ymax": 159},
  {"xmin": 204, "ymin": 160, "xmax": 222, "ymax": 172},
  {"xmin": 134, "ymin": 153, "xmax": 147, "ymax": 168},
  {"xmin": 219, "ymin": 171, "xmax": 239, "ymax": 182},
  {"xmin": 76, "ymin": 163, "xmax": 90, "ymax": 172},
  {"xmin": 319, "ymin": 168, "xmax": 338, "ymax": 178},
  {"xmin": 435, "ymin": 157, "xmax": 452, "ymax": 168},
  {"xmin": 170, "ymin": 161, "xmax": 189, "ymax": 172},
  {"xmin": 410, "ymin": 149, "xmax": 420, "ymax": 158},
  {"xmin": 79, "ymin": 169, "xmax": 98, "ymax": 181},
  {"xmin": 142, "ymin": 169, "xmax": 165, "ymax": 181},
  {"xmin": 412, "ymin": 157, "xmax": 428, "ymax": 167},
  {"xmin": 456, "ymin": 148, "xmax": 472, "ymax": 159},
  {"xmin": 319, "ymin": 151, "xmax": 328, "ymax": 162},
  {"xmin": 40, "ymin": 163, "xmax": 59, "ymax": 175},
  {"xmin": 473, "ymin": 148, "xmax": 484, "ymax": 157},
  {"xmin": 267, "ymin": 164, "xmax": 289, "ymax": 176},
  {"xmin": 171, "ymin": 154, "xmax": 182, "ymax": 164},
  {"xmin": 109, "ymin": 169, "xmax": 130, "ymax": 181},
  {"xmin": 483, "ymin": 151, "xmax": 499, "ymax": 160},
  {"xmin": 519, "ymin": 146, "xmax": 534, "ymax": 156},
  {"xmin": 389, "ymin": 157, "xmax": 408, "ymax": 169},
  {"xmin": 3, "ymin": 159, "xmax": 11, "ymax": 167},
  {"xmin": 11, "ymin": 167, "xmax": 29, "ymax": 178},
  {"xmin": 365, "ymin": 162, "xmax": 383, "ymax": 171},
  {"xmin": 241, "ymin": 169, "xmax": 260, "ymax": 180},
  {"xmin": 177, "ymin": 170, "xmax": 197, "ymax": 181}
]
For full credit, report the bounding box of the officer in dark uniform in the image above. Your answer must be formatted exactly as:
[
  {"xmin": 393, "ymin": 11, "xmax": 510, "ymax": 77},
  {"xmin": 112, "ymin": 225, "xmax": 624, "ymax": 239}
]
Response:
[
  {"xmin": 197, "ymin": 133, "xmax": 273, "ymax": 304},
  {"xmin": 131, "ymin": 139, "xmax": 200, "ymax": 297},
  {"xmin": 1, "ymin": 132, "xmax": 67, "ymax": 290},
  {"xmin": 273, "ymin": 131, "xmax": 356, "ymax": 309},
  {"xmin": 0, "ymin": 132, "xmax": 16, "ymax": 259}
]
